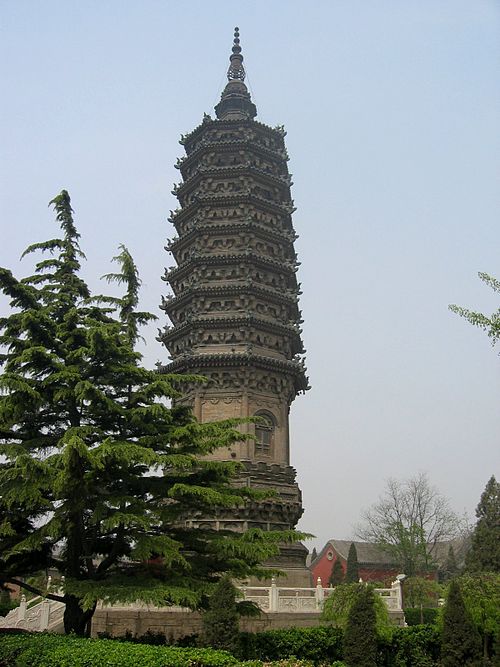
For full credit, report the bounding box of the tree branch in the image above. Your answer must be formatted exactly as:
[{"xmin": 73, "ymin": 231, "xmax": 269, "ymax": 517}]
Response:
[{"xmin": 0, "ymin": 576, "xmax": 65, "ymax": 603}]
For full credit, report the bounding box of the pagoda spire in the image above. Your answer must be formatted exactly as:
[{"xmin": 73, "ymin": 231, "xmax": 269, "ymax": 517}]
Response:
[
  {"xmin": 227, "ymin": 26, "xmax": 246, "ymax": 81},
  {"xmin": 215, "ymin": 27, "xmax": 257, "ymax": 121}
]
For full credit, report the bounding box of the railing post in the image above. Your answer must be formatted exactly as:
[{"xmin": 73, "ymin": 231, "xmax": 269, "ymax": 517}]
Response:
[
  {"xmin": 269, "ymin": 577, "xmax": 278, "ymax": 612},
  {"xmin": 40, "ymin": 599, "xmax": 50, "ymax": 631},
  {"xmin": 315, "ymin": 576, "xmax": 324, "ymax": 610},
  {"xmin": 393, "ymin": 578, "xmax": 403, "ymax": 611},
  {"xmin": 18, "ymin": 595, "xmax": 27, "ymax": 621}
]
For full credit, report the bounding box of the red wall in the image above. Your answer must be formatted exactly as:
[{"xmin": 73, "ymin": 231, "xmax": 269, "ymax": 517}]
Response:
[{"xmin": 312, "ymin": 551, "xmax": 399, "ymax": 587}]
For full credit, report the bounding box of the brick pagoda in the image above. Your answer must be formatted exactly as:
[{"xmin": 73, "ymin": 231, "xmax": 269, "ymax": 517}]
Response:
[{"xmin": 159, "ymin": 29, "xmax": 310, "ymax": 583}]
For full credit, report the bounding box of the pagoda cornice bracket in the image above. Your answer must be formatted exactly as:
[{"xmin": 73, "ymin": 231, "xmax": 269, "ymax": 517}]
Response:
[
  {"xmin": 176, "ymin": 164, "xmax": 293, "ymax": 199},
  {"xmin": 167, "ymin": 220, "xmax": 296, "ymax": 255},
  {"xmin": 164, "ymin": 251, "xmax": 297, "ymax": 283},
  {"xmin": 159, "ymin": 314, "xmax": 304, "ymax": 348},
  {"xmin": 168, "ymin": 195, "xmax": 295, "ymax": 229},
  {"xmin": 161, "ymin": 283, "xmax": 300, "ymax": 312}
]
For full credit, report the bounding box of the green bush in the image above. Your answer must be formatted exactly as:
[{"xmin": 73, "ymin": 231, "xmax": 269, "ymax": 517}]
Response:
[
  {"xmin": 343, "ymin": 586, "xmax": 378, "ymax": 667},
  {"xmin": 0, "ymin": 633, "xmax": 239, "ymax": 667},
  {"xmin": 236, "ymin": 626, "xmax": 343, "ymax": 664},
  {"xmin": 384, "ymin": 625, "xmax": 440, "ymax": 667},
  {"xmin": 403, "ymin": 608, "xmax": 439, "ymax": 626}
]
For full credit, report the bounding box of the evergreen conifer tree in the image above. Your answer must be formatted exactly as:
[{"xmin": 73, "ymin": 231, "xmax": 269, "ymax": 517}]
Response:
[
  {"xmin": 343, "ymin": 586, "xmax": 378, "ymax": 667},
  {"xmin": 0, "ymin": 192, "xmax": 305, "ymax": 635},
  {"xmin": 441, "ymin": 579, "xmax": 482, "ymax": 667},
  {"xmin": 466, "ymin": 476, "xmax": 500, "ymax": 573},
  {"xmin": 441, "ymin": 545, "xmax": 459, "ymax": 582},
  {"xmin": 345, "ymin": 543, "xmax": 360, "ymax": 583},
  {"xmin": 329, "ymin": 558, "xmax": 344, "ymax": 586},
  {"xmin": 202, "ymin": 576, "xmax": 239, "ymax": 652}
]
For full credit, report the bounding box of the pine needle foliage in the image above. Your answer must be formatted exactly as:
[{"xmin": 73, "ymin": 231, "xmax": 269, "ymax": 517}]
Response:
[
  {"xmin": 466, "ymin": 475, "xmax": 500, "ymax": 574},
  {"xmin": 0, "ymin": 192, "xmax": 305, "ymax": 635},
  {"xmin": 440, "ymin": 579, "xmax": 482, "ymax": 667},
  {"xmin": 345, "ymin": 543, "xmax": 359, "ymax": 583},
  {"xmin": 343, "ymin": 586, "xmax": 378, "ymax": 667},
  {"xmin": 329, "ymin": 558, "xmax": 344, "ymax": 586},
  {"xmin": 202, "ymin": 576, "xmax": 239, "ymax": 652}
]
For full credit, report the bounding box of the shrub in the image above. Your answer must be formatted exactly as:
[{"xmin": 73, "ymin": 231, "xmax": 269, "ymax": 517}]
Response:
[
  {"xmin": 0, "ymin": 633, "xmax": 239, "ymax": 667},
  {"xmin": 322, "ymin": 583, "xmax": 391, "ymax": 638},
  {"xmin": 387, "ymin": 625, "xmax": 441, "ymax": 667},
  {"xmin": 236, "ymin": 626, "xmax": 343, "ymax": 664},
  {"xmin": 404, "ymin": 608, "xmax": 439, "ymax": 626},
  {"xmin": 441, "ymin": 579, "xmax": 482, "ymax": 667},
  {"xmin": 343, "ymin": 586, "xmax": 378, "ymax": 667},
  {"xmin": 203, "ymin": 576, "xmax": 240, "ymax": 653}
]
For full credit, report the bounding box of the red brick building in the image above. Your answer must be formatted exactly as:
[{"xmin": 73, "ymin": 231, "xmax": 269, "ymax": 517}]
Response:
[{"xmin": 311, "ymin": 540, "xmax": 401, "ymax": 586}]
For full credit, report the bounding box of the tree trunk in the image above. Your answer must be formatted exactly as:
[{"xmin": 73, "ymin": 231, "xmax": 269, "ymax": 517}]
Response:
[{"xmin": 63, "ymin": 595, "xmax": 96, "ymax": 636}]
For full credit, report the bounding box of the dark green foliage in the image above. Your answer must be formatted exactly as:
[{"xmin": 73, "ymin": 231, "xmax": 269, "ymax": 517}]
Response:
[
  {"xmin": 0, "ymin": 192, "xmax": 305, "ymax": 635},
  {"xmin": 458, "ymin": 573, "xmax": 500, "ymax": 663},
  {"xmin": 0, "ymin": 588, "xmax": 15, "ymax": 617},
  {"xmin": 441, "ymin": 579, "xmax": 482, "ymax": 667},
  {"xmin": 343, "ymin": 587, "xmax": 378, "ymax": 667},
  {"xmin": 466, "ymin": 476, "xmax": 500, "ymax": 573},
  {"xmin": 329, "ymin": 558, "xmax": 344, "ymax": 586},
  {"xmin": 321, "ymin": 582, "xmax": 391, "ymax": 637},
  {"xmin": 0, "ymin": 633, "xmax": 238, "ymax": 667},
  {"xmin": 386, "ymin": 625, "xmax": 441, "ymax": 667},
  {"xmin": 440, "ymin": 545, "xmax": 459, "ymax": 582},
  {"xmin": 345, "ymin": 543, "xmax": 359, "ymax": 583},
  {"xmin": 236, "ymin": 626, "xmax": 344, "ymax": 664},
  {"xmin": 203, "ymin": 576, "xmax": 239, "ymax": 652},
  {"xmin": 403, "ymin": 577, "xmax": 441, "ymax": 621},
  {"xmin": 404, "ymin": 607, "xmax": 439, "ymax": 626}
]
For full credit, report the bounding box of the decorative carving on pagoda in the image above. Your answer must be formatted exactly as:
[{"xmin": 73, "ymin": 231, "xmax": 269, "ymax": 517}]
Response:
[{"xmin": 160, "ymin": 28, "xmax": 309, "ymax": 556}]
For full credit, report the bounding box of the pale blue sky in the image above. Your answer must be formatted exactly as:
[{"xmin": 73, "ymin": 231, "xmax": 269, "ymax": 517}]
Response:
[{"xmin": 1, "ymin": 1, "xmax": 499, "ymax": 549}]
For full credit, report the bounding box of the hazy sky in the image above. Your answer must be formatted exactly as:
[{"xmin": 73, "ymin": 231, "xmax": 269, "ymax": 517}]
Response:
[{"xmin": 1, "ymin": 1, "xmax": 499, "ymax": 551}]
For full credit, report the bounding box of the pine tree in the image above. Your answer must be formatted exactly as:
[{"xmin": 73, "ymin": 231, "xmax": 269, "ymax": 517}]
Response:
[
  {"xmin": 329, "ymin": 558, "xmax": 344, "ymax": 586},
  {"xmin": 441, "ymin": 545, "xmax": 459, "ymax": 582},
  {"xmin": 345, "ymin": 543, "xmax": 360, "ymax": 583},
  {"xmin": 441, "ymin": 579, "xmax": 482, "ymax": 667},
  {"xmin": 0, "ymin": 192, "xmax": 305, "ymax": 635},
  {"xmin": 466, "ymin": 476, "xmax": 500, "ymax": 573},
  {"xmin": 343, "ymin": 586, "xmax": 378, "ymax": 667},
  {"xmin": 202, "ymin": 576, "xmax": 239, "ymax": 652}
]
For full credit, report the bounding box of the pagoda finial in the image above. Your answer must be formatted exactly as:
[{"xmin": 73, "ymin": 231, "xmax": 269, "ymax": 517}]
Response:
[
  {"xmin": 215, "ymin": 27, "xmax": 256, "ymax": 120},
  {"xmin": 227, "ymin": 26, "xmax": 246, "ymax": 81}
]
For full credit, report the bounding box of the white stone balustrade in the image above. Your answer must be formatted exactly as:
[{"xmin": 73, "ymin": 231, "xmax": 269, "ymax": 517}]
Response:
[
  {"xmin": 241, "ymin": 577, "xmax": 403, "ymax": 614},
  {"xmin": 0, "ymin": 577, "xmax": 404, "ymax": 632}
]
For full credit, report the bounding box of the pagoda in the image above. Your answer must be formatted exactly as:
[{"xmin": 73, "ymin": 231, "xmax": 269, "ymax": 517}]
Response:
[{"xmin": 159, "ymin": 29, "xmax": 310, "ymax": 583}]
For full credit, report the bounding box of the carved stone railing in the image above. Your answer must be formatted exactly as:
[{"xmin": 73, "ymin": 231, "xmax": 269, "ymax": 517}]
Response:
[
  {"xmin": 0, "ymin": 577, "xmax": 403, "ymax": 631},
  {"xmin": 0, "ymin": 594, "xmax": 65, "ymax": 632},
  {"xmin": 241, "ymin": 577, "xmax": 403, "ymax": 613}
]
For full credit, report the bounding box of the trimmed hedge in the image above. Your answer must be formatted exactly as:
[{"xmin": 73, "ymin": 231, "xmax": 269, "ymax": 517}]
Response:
[
  {"xmin": 0, "ymin": 625, "xmax": 444, "ymax": 667},
  {"xmin": 0, "ymin": 633, "xmax": 238, "ymax": 667},
  {"xmin": 0, "ymin": 634, "xmax": 320, "ymax": 667}
]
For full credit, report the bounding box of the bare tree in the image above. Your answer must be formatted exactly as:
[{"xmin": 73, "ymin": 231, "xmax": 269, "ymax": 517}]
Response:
[{"xmin": 356, "ymin": 473, "xmax": 460, "ymax": 575}]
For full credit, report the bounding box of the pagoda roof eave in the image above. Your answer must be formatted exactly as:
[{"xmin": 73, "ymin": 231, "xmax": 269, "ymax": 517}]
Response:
[
  {"xmin": 168, "ymin": 193, "xmax": 296, "ymax": 227},
  {"xmin": 180, "ymin": 117, "xmax": 286, "ymax": 151},
  {"xmin": 159, "ymin": 314, "xmax": 304, "ymax": 348},
  {"xmin": 161, "ymin": 283, "xmax": 300, "ymax": 313},
  {"xmin": 175, "ymin": 163, "xmax": 292, "ymax": 200},
  {"xmin": 158, "ymin": 352, "xmax": 309, "ymax": 393},
  {"xmin": 164, "ymin": 252, "xmax": 298, "ymax": 284},
  {"xmin": 178, "ymin": 139, "xmax": 289, "ymax": 177},
  {"xmin": 167, "ymin": 220, "xmax": 297, "ymax": 256}
]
